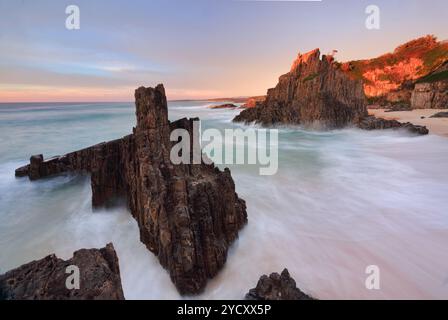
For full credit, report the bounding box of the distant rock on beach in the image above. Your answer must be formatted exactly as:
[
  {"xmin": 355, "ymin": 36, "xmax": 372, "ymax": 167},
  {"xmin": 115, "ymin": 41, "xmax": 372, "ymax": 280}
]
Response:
[
  {"xmin": 0, "ymin": 243, "xmax": 124, "ymax": 300},
  {"xmin": 246, "ymin": 269, "xmax": 315, "ymax": 301},
  {"xmin": 209, "ymin": 103, "xmax": 239, "ymax": 109},
  {"xmin": 358, "ymin": 115, "xmax": 429, "ymax": 135},
  {"xmin": 430, "ymin": 111, "xmax": 448, "ymax": 118}
]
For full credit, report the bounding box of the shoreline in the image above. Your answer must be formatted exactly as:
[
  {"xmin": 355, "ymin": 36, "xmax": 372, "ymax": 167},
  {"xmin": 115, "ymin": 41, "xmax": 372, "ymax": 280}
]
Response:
[{"xmin": 369, "ymin": 109, "xmax": 448, "ymax": 137}]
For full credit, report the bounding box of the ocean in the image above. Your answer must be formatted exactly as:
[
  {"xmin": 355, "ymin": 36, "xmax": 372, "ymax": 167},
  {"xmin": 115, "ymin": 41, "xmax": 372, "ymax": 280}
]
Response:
[{"xmin": 1, "ymin": 101, "xmax": 448, "ymax": 299}]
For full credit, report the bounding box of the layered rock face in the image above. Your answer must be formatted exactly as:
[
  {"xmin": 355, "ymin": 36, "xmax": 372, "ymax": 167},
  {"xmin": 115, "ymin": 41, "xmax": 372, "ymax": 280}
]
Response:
[
  {"xmin": 234, "ymin": 49, "xmax": 367, "ymax": 128},
  {"xmin": 411, "ymin": 80, "xmax": 448, "ymax": 109},
  {"xmin": 0, "ymin": 243, "xmax": 124, "ymax": 300},
  {"xmin": 233, "ymin": 49, "xmax": 429, "ymax": 134},
  {"xmin": 246, "ymin": 269, "xmax": 314, "ymax": 300},
  {"xmin": 15, "ymin": 84, "xmax": 247, "ymax": 295}
]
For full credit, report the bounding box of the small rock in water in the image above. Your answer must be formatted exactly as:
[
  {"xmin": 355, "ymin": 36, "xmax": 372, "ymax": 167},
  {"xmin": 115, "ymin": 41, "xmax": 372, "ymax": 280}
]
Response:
[
  {"xmin": 209, "ymin": 103, "xmax": 238, "ymax": 109},
  {"xmin": 245, "ymin": 268, "xmax": 315, "ymax": 300}
]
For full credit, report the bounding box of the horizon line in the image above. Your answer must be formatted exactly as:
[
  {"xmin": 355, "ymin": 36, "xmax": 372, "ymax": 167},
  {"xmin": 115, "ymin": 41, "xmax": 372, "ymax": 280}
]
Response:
[{"xmin": 0, "ymin": 97, "xmax": 251, "ymax": 104}]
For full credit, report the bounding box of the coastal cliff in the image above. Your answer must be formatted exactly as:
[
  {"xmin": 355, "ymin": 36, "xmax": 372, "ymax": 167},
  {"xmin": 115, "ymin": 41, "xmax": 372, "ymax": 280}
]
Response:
[
  {"xmin": 234, "ymin": 49, "xmax": 367, "ymax": 128},
  {"xmin": 342, "ymin": 35, "xmax": 448, "ymax": 108},
  {"xmin": 0, "ymin": 243, "xmax": 124, "ymax": 300},
  {"xmin": 15, "ymin": 85, "xmax": 248, "ymax": 295},
  {"xmin": 233, "ymin": 49, "xmax": 428, "ymax": 134}
]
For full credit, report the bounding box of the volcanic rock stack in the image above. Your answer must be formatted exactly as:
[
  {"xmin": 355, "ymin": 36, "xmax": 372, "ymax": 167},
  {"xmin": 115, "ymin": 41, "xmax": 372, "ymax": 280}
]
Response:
[
  {"xmin": 233, "ymin": 49, "xmax": 429, "ymax": 134},
  {"xmin": 234, "ymin": 49, "xmax": 367, "ymax": 128},
  {"xmin": 15, "ymin": 84, "xmax": 248, "ymax": 295}
]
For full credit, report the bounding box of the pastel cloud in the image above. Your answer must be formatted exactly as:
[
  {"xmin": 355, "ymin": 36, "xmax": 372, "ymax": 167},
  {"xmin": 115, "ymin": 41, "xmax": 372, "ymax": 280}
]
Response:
[{"xmin": 0, "ymin": 0, "xmax": 447, "ymax": 102}]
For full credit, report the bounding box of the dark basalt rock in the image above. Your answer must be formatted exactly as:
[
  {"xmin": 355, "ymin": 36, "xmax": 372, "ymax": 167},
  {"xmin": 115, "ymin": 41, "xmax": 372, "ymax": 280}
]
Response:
[
  {"xmin": 234, "ymin": 49, "xmax": 367, "ymax": 128},
  {"xmin": 0, "ymin": 243, "xmax": 124, "ymax": 300},
  {"xmin": 430, "ymin": 111, "xmax": 448, "ymax": 118},
  {"xmin": 357, "ymin": 116, "xmax": 429, "ymax": 135},
  {"xmin": 14, "ymin": 84, "xmax": 248, "ymax": 295},
  {"xmin": 246, "ymin": 269, "xmax": 315, "ymax": 301},
  {"xmin": 233, "ymin": 48, "xmax": 428, "ymax": 135}
]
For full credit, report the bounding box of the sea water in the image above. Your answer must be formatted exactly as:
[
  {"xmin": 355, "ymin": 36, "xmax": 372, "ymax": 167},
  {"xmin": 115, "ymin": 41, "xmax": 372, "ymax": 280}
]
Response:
[{"xmin": 1, "ymin": 101, "xmax": 448, "ymax": 299}]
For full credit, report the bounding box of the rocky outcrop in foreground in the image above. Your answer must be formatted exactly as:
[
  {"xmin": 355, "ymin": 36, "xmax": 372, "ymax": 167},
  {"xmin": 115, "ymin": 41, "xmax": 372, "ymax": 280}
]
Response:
[
  {"xmin": 0, "ymin": 243, "xmax": 124, "ymax": 300},
  {"xmin": 246, "ymin": 269, "xmax": 315, "ymax": 300},
  {"xmin": 234, "ymin": 49, "xmax": 367, "ymax": 128},
  {"xmin": 15, "ymin": 84, "xmax": 247, "ymax": 295}
]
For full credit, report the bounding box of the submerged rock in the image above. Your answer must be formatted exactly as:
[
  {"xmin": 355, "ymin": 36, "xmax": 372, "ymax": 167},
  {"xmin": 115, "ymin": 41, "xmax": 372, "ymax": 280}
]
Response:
[
  {"xmin": 234, "ymin": 49, "xmax": 367, "ymax": 128},
  {"xmin": 246, "ymin": 269, "xmax": 315, "ymax": 300},
  {"xmin": 209, "ymin": 103, "xmax": 238, "ymax": 109},
  {"xmin": 14, "ymin": 84, "xmax": 248, "ymax": 295},
  {"xmin": 0, "ymin": 243, "xmax": 124, "ymax": 300}
]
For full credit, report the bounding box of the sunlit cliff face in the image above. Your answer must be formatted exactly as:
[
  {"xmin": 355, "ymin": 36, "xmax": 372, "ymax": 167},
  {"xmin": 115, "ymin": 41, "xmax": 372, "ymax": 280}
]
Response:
[
  {"xmin": 362, "ymin": 58, "xmax": 424, "ymax": 97},
  {"xmin": 341, "ymin": 35, "xmax": 448, "ymax": 98}
]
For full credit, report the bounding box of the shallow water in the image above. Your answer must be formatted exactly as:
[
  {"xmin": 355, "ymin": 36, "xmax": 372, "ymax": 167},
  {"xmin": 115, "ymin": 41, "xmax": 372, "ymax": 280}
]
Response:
[{"xmin": 1, "ymin": 101, "xmax": 447, "ymax": 299}]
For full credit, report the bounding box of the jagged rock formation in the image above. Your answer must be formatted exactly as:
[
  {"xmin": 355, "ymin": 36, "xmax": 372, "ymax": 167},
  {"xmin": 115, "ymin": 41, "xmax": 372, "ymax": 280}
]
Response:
[
  {"xmin": 0, "ymin": 243, "xmax": 124, "ymax": 300},
  {"xmin": 342, "ymin": 35, "xmax": 448, "ymax": 104},
  {"xmin": 234, "ymin": 49, "xmax": 367, "ymax": 128},
  {"xmin": 15, "ymin": 84, "xmax": 247, "ymax": 295},
  {"xmin": 233, "ymin": 48, "xmax": 429, "ymax": 135},
  {"xmin": 246, "ymin": 269, "xmax": 315, "ymax": 301}
]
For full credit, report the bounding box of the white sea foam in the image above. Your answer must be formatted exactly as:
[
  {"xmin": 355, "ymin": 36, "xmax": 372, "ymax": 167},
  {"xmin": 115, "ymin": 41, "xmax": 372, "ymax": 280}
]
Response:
[{"xmin": 1, "ymin": 102, "xmax": 448, "ymax": 299}]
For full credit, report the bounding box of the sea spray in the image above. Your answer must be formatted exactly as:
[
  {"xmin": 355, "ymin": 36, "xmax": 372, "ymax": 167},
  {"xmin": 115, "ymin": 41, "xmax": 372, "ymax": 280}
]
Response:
[{"xmin": 1, "ymin": 102, "xmax": 448, "ymax": 299}]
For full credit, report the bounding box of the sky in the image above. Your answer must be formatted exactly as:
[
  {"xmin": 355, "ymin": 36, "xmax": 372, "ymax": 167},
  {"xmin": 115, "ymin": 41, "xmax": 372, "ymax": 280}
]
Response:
[{"xmin": 0, "ymin": 0, "xmax": 447, "ymax": 102}]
